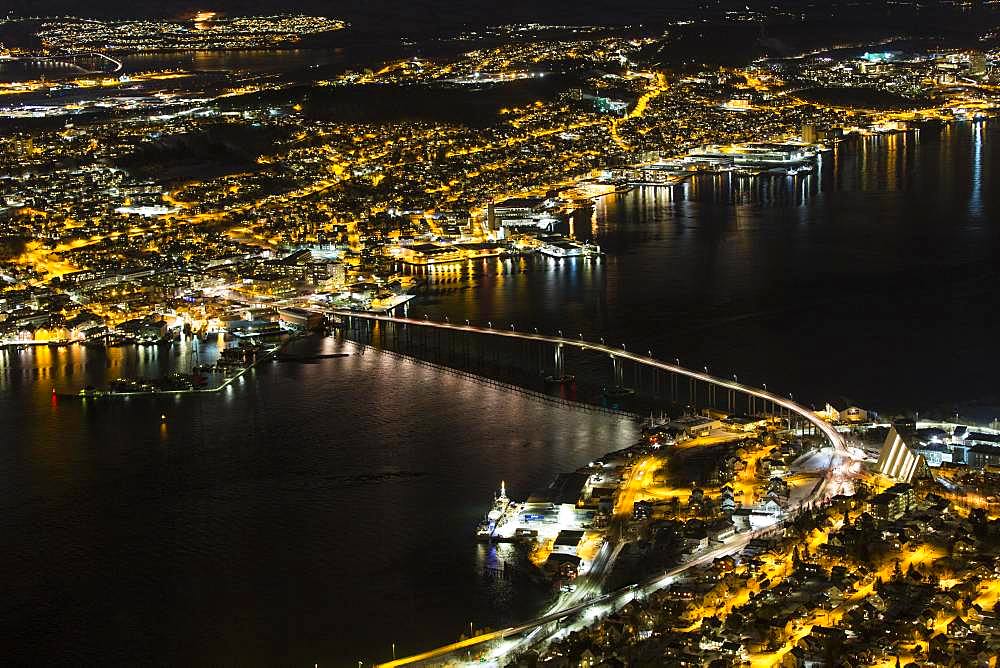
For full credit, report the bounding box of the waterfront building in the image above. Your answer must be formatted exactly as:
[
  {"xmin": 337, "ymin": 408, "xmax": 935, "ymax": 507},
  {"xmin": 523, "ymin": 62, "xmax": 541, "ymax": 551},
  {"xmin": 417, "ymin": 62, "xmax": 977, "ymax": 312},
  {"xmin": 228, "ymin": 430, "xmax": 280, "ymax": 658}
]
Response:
[
  {"xmin": 487, "ymin": 197, "xmax": 559, "ymax": 234},
  {"xmin": 277, "ymin": 307, "xmax": 325, "ymax": 331},
  {"xmin": 667, "ymin": 415, "xmax": 721, "ymax": 439},
  {"xmin": 393, "ymin": 241, "xmax": 504, "ymax": 265},
  {"xmin": 730, "ymin": 143, "xmax": 811, "ymax": 167},
  {"xmin": 609, "ymin": 163, "xmax": 687, "ymax": 185},
  {"xmin": 552, "ymin": 529, "xmax": 586, "ymax": 555},
  {"xmin": 538, "ymin": 239, "xmax": 600, "ymax": 258}
]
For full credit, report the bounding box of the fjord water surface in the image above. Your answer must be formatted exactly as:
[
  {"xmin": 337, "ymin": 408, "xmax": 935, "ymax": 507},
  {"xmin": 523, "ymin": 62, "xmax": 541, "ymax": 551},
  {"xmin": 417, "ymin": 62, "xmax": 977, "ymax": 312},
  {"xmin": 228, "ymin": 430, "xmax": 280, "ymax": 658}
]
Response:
[{"xmin": 1, "ymin": 121, "xmax": 997, "ymax": 666}]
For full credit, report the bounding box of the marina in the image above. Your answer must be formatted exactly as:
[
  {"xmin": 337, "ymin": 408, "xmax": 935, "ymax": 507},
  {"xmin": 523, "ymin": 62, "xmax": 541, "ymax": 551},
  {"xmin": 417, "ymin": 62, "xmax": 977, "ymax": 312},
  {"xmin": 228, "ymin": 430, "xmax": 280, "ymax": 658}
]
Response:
[{"xmin": 1, "ymin": 4, "xmax": 998, "ymax": 660}]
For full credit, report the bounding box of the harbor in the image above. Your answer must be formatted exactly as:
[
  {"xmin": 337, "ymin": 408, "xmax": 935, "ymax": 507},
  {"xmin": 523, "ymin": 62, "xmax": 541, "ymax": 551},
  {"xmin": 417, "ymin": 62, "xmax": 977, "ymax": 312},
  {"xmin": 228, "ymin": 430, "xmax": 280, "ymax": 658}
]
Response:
[
  {"xmin": 473, "ymin": 408, "xmax": 833, "ymax": 593},
  {"xmin": 601, "ymin": 140, "xmax": 831, "ymax": 185},
  {"xmin": 59, "ymin": 339, "xmax": 290, "ymax": 399}
]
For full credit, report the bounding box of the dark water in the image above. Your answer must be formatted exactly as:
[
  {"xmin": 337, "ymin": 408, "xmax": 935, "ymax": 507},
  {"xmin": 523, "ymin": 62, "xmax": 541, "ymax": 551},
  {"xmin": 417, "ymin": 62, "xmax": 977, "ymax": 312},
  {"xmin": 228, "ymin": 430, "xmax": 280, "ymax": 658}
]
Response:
[
  {"xmin": 0, "ymin": 49, "xmax": 350, "ymax": 83},
  {"xmin": 1, "ymin": 121, "xmax": 997, "ymax": 666},
  {"xmin": 416, "ymin": 121, "xmax": 999, "ymax": 417},
  {"xmin": 0, "ymin": 338, "xmax": 637, "ymax": 666},
  {"xmin": 119, "ymin": 49, "xmax": 350, "ymax": 73}
]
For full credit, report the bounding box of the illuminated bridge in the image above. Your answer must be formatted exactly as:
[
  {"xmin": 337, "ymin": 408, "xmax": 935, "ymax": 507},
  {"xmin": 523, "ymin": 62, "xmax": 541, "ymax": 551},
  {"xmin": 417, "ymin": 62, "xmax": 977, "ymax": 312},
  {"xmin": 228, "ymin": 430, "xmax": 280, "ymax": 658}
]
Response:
[
  {"xmin": 329, "ymin": 310, "xmax": 851, "ymax": 666},
  {"xmin": 8, "ymin": 52, "xmax": 124, "ymax": 75},
  {"xmin": 333, "ymin": 310, "xmax": 845, "ymax": 452}
]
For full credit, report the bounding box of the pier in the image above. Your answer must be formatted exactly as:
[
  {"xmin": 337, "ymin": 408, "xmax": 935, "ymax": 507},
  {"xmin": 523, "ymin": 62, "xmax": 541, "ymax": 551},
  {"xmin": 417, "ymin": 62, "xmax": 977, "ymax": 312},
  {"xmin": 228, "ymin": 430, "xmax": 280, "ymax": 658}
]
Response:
[{"xmin": 329, "ymin": 311, "xmax": 855, "ymax": 667}]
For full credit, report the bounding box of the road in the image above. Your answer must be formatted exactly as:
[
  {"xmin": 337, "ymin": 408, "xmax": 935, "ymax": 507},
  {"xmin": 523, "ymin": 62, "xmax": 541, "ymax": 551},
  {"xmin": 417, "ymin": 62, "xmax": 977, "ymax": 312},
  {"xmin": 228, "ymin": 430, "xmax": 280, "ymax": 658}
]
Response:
[
  {"xmin": 374, "ymin": 513, "xmax": 805, "ymax": 668},
  {"xmin": 341, "ymin": 312, "xmax": 854, "ymax": 667}
]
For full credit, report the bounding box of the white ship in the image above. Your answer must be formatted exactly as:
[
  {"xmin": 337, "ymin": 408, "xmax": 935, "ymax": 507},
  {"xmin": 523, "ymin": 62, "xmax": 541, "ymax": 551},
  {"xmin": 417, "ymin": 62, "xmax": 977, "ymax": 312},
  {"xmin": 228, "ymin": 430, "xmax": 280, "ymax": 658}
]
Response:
[{"xmin": 476, "ymin": 481, "xmax": 517, "ymax": 542}]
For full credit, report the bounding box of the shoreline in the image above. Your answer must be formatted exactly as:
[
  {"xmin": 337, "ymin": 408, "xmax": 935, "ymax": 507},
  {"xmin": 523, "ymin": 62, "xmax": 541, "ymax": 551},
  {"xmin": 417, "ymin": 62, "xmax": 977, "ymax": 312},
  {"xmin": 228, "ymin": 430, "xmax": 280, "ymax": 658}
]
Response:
[{"xmin": 56, "ymin": 338, "xmax": 292, "ymax": 399}]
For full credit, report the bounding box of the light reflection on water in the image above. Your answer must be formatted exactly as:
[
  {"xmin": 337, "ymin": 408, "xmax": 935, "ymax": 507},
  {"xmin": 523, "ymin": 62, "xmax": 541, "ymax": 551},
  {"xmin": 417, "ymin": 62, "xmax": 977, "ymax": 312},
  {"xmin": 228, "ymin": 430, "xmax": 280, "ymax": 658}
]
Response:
[
  {"xmin": 418, "ymin": 122, "xmax": 998, "ymax": 414},
  {"xmin": 0, "ymin": 120, "xmax": 997, "ymax": 665},
  {"xmin": 0, "ymin": 335, "xmax": 638, "ymax": 665}
]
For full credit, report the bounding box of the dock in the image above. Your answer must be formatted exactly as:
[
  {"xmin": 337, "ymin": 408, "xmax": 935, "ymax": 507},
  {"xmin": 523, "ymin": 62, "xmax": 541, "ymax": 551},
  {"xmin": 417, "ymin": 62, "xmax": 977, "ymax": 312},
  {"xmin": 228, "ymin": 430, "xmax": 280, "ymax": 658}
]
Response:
[{"xmin": 57, "ymin": 340, "xmax": 289, "ymax": 399}]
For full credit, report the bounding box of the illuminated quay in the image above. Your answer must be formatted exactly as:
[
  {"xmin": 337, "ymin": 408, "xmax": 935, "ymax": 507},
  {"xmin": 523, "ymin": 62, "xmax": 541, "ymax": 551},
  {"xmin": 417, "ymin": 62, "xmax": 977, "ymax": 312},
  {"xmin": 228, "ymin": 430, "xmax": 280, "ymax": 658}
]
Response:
[
  {"xmin": 3, "ymin": 5, "xmax": 1000, "ymax": 667},
  {"xmin": 333, "ymin": 312, "xmax": 859, "ymax": 664}
]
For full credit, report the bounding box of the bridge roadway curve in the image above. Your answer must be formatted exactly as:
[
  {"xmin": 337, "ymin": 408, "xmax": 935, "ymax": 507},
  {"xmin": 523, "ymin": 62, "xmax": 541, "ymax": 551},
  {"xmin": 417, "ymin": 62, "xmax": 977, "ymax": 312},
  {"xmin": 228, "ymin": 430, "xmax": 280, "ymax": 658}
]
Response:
[
  {"xmin": 10, "ymin": 52, "xmax": 123, "ymax": 74},
  {"xmin": 331, "ymin": 311, "xmax": 850, "ymax": 666},
  {"xmin": 334, "ymin": 310, "xmax": 847, "ymax": 455}
]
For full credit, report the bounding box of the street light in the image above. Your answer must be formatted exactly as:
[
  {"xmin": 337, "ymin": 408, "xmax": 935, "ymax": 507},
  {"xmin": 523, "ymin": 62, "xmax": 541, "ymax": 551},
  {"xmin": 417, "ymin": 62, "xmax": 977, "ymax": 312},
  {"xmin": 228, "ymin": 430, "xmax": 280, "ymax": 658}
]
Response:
[
  {"xmin": 465, "ymin": 319, "xmax": 470, "ymax": 325},
  {"xmin": 488, "ymin": 321, "xmax": 492, "ymax": 328},
  {"xmin": 621, "ymin": 343, "xmax": 626, "ymax": 351},
  {"xmin": 558, "ymin": 329, "xmax": 563, "ymax": 337},
  {"xmin": 675, "ymin": 357, "xmax": 680, "ymax": 366}
]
